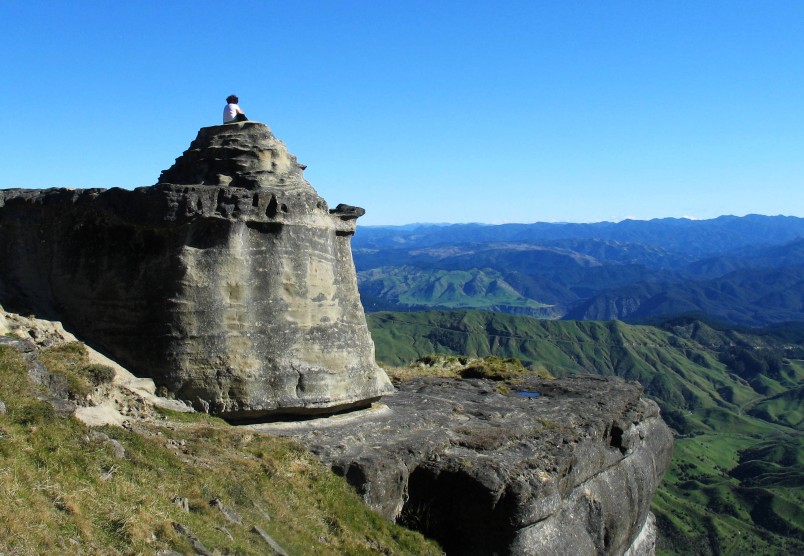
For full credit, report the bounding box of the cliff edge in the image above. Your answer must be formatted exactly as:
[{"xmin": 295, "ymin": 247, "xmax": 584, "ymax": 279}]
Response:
[{"xmin": 251, "ymin": 375, "xmax": 674, "ymax": 556}]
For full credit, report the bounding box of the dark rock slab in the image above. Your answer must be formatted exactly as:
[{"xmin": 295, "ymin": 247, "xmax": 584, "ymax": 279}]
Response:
[
  {"xmin": 251, "ymin": 525, "xmax": 289, "ymax": 556},
  {"xmin": 248, "ymin": 375, "xmax": 673, "ymax": 555},
  {"xmin": 171, "ymin": 523, "xmax": 213, "ymax": 556}
]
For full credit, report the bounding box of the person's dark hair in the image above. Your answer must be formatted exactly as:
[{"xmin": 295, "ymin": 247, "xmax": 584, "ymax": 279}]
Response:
[{"xmin": 226, "ymin": 95, "xmax": 239, "ymax": 104}]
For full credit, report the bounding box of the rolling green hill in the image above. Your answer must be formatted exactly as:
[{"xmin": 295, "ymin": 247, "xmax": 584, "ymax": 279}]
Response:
[
  {"xmin": 358, "ymin": 266, "xmax": 560, "ymax": 316},
  {"xmin": 367, "ymin": 310, "xmax": 804, "ymax": 555},
  {"xmin": 745, "ymin": 385, "xmax": 804, "ymax": 430},
  {"xmin": 567, "ymin": 267, "xmax": 804, "ymax": 326},
  {"xmin": 355, "ymin": 243, "xmax": 671, "ymax": 309}
]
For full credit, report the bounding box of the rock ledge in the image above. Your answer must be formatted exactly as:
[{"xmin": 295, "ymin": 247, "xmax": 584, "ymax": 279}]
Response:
[{"xmin": 248, "ymin": 375, "xmax": 673, "ymax": 555}]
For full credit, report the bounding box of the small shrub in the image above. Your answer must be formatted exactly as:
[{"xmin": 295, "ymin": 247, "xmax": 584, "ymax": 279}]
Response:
[
  {"xmin": 390, "ymin": 355, "xmax": 554, "ymax": 382},
  {"xmin": 416, "ymin": 355, "xmax": 440, "ymax": 366},
  {"xmin": 415, "ymin": 354, "xmax": 461, "ymax": 368},
  {"xmin": 535, "ymin": 418, "xmax": 561, "ymax": 430},
  {"xmin": 82, "ymin": 364, "xmax": 115, "ymax": 386},
  {"xmin": 37, "ymin": 342, "xmax": 97, "ymax": 398},
  {"xmin": 37, "ymin": 345, "xmax": 115, "ymax": 398},
  {"xmin": 155, "ymin": 385, "xmax": 173, "ymax": 399},
  {"xmin": 459, "ymin": 356, "xmax": 528, "ymax": 380}
]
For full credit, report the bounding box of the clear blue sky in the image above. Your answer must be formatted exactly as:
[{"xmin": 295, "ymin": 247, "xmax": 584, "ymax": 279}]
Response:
[{"xmin": 2, "ymin": 1, "xmax": 803, "ymax": 225}]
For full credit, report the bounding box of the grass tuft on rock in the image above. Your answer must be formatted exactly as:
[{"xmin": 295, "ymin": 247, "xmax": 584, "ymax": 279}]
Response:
[
  {"xmin": 459, "ymin": 356, "xmax": 529, "ymax": 380},
  {"xmin": 384, "ymin": 353, "xmax": 553, "ymax": 384},
  {"xmin": 83, "ymin": 363, "xmax": 115, "ymax": 386}
]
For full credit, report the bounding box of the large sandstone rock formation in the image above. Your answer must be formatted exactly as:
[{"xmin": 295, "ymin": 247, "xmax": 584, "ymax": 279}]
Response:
[
  {"xmin": 0, "ymin": 122, "xmax": 392, "ymax": 418},
  {"xmin": 251, "ymin": 375, "xmax": 674, "ymax": 556}
]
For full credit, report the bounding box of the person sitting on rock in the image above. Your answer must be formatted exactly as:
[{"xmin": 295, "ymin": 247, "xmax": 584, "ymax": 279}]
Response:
[{"xmin": 223, "ymin": 95, "xmax": 248, "ymax": 123}]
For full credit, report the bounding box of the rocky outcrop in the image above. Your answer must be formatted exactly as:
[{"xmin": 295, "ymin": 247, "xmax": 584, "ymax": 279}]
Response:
[
  {"xmin": 249, "ymin": 375, "xmax": 674, "ymax": 555},
  {"xmin": 0, "ymin": 122, "xmax": 392, "ymax": 418}
]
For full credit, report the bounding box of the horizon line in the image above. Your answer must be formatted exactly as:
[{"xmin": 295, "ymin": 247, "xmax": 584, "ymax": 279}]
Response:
[{"xmin": 360, "ymin": 213, "xmax": 801, "ymax": 228}]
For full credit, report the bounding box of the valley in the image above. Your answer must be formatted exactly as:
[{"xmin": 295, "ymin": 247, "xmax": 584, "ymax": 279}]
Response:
[{"xmin": 355, "ymin": 216, "xmax": 804, "ymax": 327}]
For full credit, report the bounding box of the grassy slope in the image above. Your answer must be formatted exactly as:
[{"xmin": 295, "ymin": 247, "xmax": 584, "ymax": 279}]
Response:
[
  {"xmin": 367, "ymin": 310, "xmax": 804, "ymax": 555},
  {"xmin": 358, "ymin": 266, "xmax": 552, "ymax": 313},
  {"xmin": 567, "ymin": 267, "xmax": 804, "ymax": 327},
  {"xmin": 0, "ymin": 344, "xmax": 440, "ymax": 555},
  {"xmin": 746, "ymin": 383, "xmax": 804, "ymax": 430}
]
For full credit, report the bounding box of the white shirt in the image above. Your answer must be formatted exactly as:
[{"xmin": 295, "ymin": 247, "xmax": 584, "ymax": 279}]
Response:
[{"xmin": 223, "ymin": 103, "xmax": 241, "ymax": 123}]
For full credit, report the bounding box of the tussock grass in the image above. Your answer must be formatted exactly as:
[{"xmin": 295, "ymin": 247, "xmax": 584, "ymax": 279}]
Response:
[
  {"xmin": 0, "ymin": 345, "xmax": 441, "ymax": 555},
  {"xmin": 384, "ymin": 353, "xmax": 553, "ymax": 384},
  {"xmin": 37, "ymin": 342, "xmax": 115, "ymax": 398}
]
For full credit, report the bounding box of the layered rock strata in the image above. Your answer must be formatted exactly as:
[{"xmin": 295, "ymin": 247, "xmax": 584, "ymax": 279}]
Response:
[
  {"xmin": 0, "ymin": 122, "xmax": 392, "ymax": 418},
  {"xmin": 249, "ymin": 375, "xmax": 674, "ymax": 555}
]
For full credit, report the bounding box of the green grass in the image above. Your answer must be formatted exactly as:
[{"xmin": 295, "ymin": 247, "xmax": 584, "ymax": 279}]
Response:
[
  {"xmin": 368, "ymin": 311, "xmax": 758, "ymax": 415},
  {"xmin": 36, "ymin": 342, "xmax": 115, "ymax": 398},
  {"xmin": 746, "ymin": 385, "xmax": 804, "ymax": 430},
  {"xmin": 0, "ymin": 345, "xmax": 441, "ymax": 555},
  {"xmin": 655, "ymin": 433, "xmax": 804, "ymax": 555}
]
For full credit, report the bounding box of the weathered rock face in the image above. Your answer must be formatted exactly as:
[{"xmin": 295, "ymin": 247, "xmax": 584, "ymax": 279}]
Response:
[
  {"xmin": 249, "ymin": 375, "xmax": 674, "ymax": 556},
  {"xmin": 0, "ymin": 122, "xmax": 392, "ymax": 418}
]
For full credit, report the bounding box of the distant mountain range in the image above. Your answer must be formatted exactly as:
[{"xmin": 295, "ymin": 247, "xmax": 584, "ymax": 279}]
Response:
[
  {"xmin": 354, "ymin": 215, "xmax": 804, "ymax": 327},
  {"xmin": 356, "ymin": 215, "xmax": 804, "ymax": 255}
]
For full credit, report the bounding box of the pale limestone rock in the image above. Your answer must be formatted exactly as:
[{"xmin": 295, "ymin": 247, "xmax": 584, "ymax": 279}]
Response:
[
  {"xmin": 0, "ymin": 122, "xmax": 392, "ymax": 418},
  {"xmin": 0, "ymin": 305, "xmax": 7, "ymax": 335}
]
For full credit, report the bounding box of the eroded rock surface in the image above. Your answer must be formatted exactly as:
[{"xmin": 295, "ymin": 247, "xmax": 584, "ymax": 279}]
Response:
[
  {"xmin": 249, "ymin": 375, "xmax": 673, "ymax": 555},
  {"xmin": 0, "ymin": 122, "xmax": 392, "ymax": 418}
]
